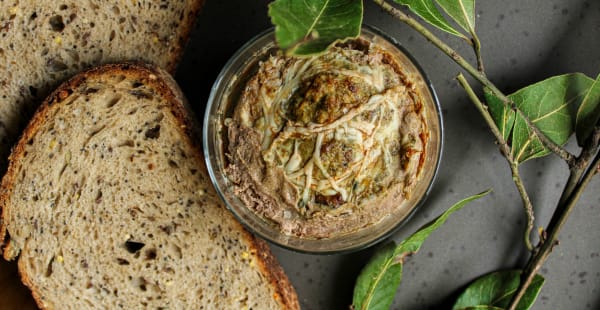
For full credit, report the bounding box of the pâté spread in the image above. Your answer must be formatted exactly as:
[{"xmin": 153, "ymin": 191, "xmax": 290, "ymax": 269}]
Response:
[{"xmin": 225, "ymin": 39, "xmax": 428, "ymax": 239}]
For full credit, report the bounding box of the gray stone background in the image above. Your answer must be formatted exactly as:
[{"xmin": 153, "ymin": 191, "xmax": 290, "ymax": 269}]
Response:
[{"xmin": 177, "ymin": 1, "xmax": 600, "ymax": 309}]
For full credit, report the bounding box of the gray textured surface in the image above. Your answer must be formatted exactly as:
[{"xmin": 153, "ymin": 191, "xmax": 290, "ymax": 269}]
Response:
[{"xmin": 177, "ymin": 1, "xmax": 600, "ymax": 309}]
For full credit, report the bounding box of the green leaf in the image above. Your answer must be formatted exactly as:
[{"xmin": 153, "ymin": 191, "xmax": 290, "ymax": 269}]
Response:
[
  {"xmin": 510, "ymin": 73, "xmax": 594, "ymax": 163},
  {"xmin": 435, "ymin": 0, "xmax": 476, "ymax": 34},
  {"xmin": 352, "ymin": 190, "xmax": 491, "ymax": 310},
  {"xmin": 352, "ymin": 242, "xmax": 403, "ymax": 310},
  {"xmin": 453, "ymin": 270, "xmax": 545, "ymax": 310},
  {"xmin": 575, "ymin": 73, "xmax": 600, "ymax": 146},
  {"xmin": 394, "ymin": 0, "xmax": 465, "ymax": 38},
  {"xmin": 486, "ymin": 87, "xmax": 515, "ymax": 142},
  {"xmin": 485, "ymin": 74, "xmax": 595, "ymax": 164},
  {"xmin": 268, "ymin": 0, "xmax": 363, "ymax": 56}
]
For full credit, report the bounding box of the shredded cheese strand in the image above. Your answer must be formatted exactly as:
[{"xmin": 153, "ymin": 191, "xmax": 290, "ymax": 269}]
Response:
[{"xmin": 256, "ymin": 48, "xmax": 414, "ymax": 209}]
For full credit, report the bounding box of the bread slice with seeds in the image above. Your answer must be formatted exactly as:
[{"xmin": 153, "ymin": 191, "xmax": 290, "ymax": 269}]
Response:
[
  {"xmin": 0, "ymin": 0, "xmax": 204, "ymax": 172},
  {"xmin": 0, "ymin": 63, "xmax": 299, "ymax": 309}
]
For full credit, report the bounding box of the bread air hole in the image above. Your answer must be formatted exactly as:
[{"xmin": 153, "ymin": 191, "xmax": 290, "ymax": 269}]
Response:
[
  {"xmin": 116, "ymin": 258, "xmax": 130, "ymax": 265},
  {"xmin": 168, "ymin": 159, "xmax": 178, "ymax": 168},
  {"xmin": 144, "ymin": 125, "xmax": 160, "ymax": 139},
  {"xmin": 45, "ymin": 256, "xmax": 54, "ymax": 277},
  {"xmin": 125, "ymin": 240, "xmax": 145, "ymax": 253},
  {"xmin": 106, "ymin": 94, "xmax": 122, "ymax": 108},
  {"xmin": 133, "ymin": 277, "xmax": 148, "ymax": 292},
  {"xmin": 145, "ymin": 248, "xmax": 157, "ymax": 260},
  {"xmin": 49, "ymin": 15, "xmax": 65, "ymax": 32}
]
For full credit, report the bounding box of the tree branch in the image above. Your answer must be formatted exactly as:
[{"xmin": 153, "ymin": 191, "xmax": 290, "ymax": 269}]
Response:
[
  {"xmin": 557, "ymin": 126, "xmax": 600, "ymax": 207},
  {"xmin": 457, "ymin": 74, "xmax": 534, "ymax": 250},
  {"xmin": 507, "ymin": 151, "xmax": 600, "ymax": 310},
  {"xmin": 371, "ymin": 0, "xmax": 575, "ymax": 163},
  {"xmin": 370, "ymin": 1, "xmax": 599, "ymax": 307}
]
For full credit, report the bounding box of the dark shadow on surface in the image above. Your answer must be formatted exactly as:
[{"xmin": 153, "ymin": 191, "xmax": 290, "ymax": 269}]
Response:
[
  {"xmin": 486, "ymin": 0, "xmax": 598, "ymax": 93},
  {"xmin": 323, "ymin": 250, "xmax": 375, "ymax": 310},
  {"xmin": 175, "ymin": 0, "xmax": 272, "ymax": 120},
  {"xmin": 0, "ymin": 259, "xmax": 37, "ymax": 309}
]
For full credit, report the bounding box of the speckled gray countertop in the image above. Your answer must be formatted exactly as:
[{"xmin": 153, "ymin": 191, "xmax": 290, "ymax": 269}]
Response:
[{"xmin": 177, "ymin": 1, "xmax": 600, "ymax": 309}]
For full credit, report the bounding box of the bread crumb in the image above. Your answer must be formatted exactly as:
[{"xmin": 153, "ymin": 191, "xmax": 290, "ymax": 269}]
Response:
[
  {"xmin": 148, "ymin": 74, "xmax": 157, "ymax": 80},
  {"xmin": 58, "ymin": 90, "xmax": 69, "ymax": 100}
]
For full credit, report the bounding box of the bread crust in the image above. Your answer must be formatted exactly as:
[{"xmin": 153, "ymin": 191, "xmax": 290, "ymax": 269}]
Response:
[
  {"xmin": 0, "ymin": 63, "xmax": 299, "ymax": 310},
  {"xmin": 251, "ymin": 235, "xmax": 301, "ymax": 309}
]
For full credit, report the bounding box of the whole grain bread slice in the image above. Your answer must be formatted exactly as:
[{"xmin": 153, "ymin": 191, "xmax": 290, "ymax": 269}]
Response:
[
  {"xmin": 0, "ymin": 63, "xmax": 299, "ymax": 309},
  {"xmin": 0, "ymin": 0, "xmax": 204, "ymax": 172}
]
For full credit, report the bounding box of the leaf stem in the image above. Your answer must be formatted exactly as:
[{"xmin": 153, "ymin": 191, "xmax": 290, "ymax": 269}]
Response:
[
  {"xmin": 507, "ymin": 150, "xmax": 600, "ymax": 310},
  {"xmin": 456, "ymin": 74, "xmax": 534, "ymax": 250},
  {"xmin": 471, "ymin": 33, "xmax": 485, "ymax": 73}
]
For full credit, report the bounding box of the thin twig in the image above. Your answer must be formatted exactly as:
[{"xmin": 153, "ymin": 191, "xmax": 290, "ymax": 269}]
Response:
[
  {"xmin": 576, "ymin": 126, "xmax": 600, "ymax": 169},
  {"xmin": 557, "ymin": 170, "xmax": 583, "ymax": 210},
  {"xmin": 556, "ymin": 126, "xmax": 600, "ymax": 219},
  {"xmin": 507, "ymin": 151, "xmax": 600, "ymax": 310},
  {"xmin": 372, "ymin": 0, "xmax": 574, "ymax": 163},
  {"xmin": 457, "ymin": 74, "xmax": 534, "ymax": 250}
]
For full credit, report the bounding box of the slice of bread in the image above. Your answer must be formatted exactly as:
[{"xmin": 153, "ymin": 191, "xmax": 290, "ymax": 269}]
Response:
[
  {"xmin": 0, "ymin": 63, "xmax": 299, "ymax": 309},
  {"xmin": 0, "ymin": 0, "xmax": 204, "ymax": 172}
]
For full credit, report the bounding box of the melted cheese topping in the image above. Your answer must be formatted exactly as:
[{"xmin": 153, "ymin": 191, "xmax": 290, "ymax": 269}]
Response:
[{"xmin": 232, "ymin": 43, "xmax": 427, "ymax": 218}]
